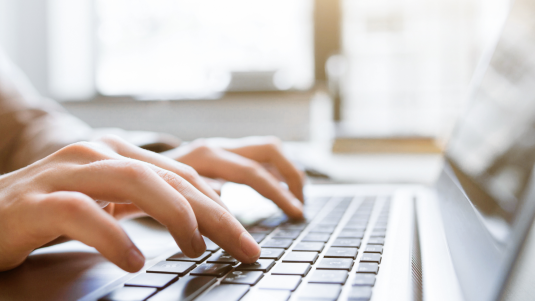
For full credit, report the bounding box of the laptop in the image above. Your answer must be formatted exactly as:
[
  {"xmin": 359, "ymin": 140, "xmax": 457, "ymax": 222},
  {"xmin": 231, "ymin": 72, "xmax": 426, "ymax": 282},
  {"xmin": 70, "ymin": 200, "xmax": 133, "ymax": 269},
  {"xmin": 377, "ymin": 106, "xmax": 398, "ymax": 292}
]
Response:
[{"xmin": 2, "ymin": 0, "xmax": 535, "ymax": 300}]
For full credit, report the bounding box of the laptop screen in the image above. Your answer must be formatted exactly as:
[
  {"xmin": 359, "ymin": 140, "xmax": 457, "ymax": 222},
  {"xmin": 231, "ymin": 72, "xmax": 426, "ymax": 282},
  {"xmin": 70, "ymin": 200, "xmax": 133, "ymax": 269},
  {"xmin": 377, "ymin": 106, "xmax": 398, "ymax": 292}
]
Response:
[{"xmin": 446, "ymin": 0, "xmax": 535, "ymax": 241}]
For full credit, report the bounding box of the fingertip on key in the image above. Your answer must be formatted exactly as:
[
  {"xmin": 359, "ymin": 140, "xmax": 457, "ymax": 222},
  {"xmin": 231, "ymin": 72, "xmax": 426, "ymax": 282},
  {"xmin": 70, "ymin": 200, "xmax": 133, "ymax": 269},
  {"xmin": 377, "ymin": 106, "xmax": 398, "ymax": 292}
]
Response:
[{"xmin": 239, "ymin": 232, "xmax": 261, "ymax": 262}]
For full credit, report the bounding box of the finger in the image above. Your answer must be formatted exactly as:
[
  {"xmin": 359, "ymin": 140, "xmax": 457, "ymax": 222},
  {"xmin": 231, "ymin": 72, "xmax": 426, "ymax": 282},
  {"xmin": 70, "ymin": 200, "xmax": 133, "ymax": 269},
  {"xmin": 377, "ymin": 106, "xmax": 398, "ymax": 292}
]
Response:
[
  {"xmin": 182, "ymin": 148, "xmax": 304, "ymax": 219},
  {"xmin": 156, "ymin": 173, "xmax": 261, "ymax": 263},
  {"xmin": 96, "ymin": 135, "xmax": 228, "ymax": 211},
  {"xmin": 35, "ymin": 191, "xmax": 145, "ymax": 272},
  {"xmin": 223, "ymin": 138, "xmax": 305, "ymax": 202},
  {"xmin": 60, "ymin": 159, "xmax": 206, "ymax": 258}
]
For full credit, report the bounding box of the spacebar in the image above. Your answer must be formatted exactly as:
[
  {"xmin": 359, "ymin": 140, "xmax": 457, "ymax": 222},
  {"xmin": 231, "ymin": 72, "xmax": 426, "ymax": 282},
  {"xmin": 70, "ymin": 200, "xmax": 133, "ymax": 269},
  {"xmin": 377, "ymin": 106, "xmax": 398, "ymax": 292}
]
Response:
[{"xmin": 148, "ymin": 275, "xmax": 216, "ymax": 301}]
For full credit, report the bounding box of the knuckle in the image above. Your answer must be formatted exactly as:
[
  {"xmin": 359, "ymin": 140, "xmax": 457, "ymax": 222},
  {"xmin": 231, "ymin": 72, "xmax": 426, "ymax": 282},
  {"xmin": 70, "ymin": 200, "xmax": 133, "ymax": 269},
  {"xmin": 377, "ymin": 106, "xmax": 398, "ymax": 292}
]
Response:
[
  {"xmin": 56, "ymin": 142, "xmax": 95, "ymax": 157},
  {"xmin": 117, "ymin": 161, "xmax": 152, "ymax": 181},
  {"xmin": 158, "ymin": 169, "xmax": 186, "ymax": 189},
  {"xmin": 189, "ymin": 139, "xmax": 213, "ymax": 155},
  {"xmin": 96, "ymin": 134, "xmax": 122, "ymax": 146},
  {"xmin": 180, "ymin": 166, "xmax": 199, "ymax": 183}
]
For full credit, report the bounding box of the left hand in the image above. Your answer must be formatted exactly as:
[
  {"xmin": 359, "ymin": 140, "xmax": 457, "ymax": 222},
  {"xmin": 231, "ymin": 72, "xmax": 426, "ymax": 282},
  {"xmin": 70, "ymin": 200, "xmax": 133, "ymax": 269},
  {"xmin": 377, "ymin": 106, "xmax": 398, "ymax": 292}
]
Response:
[{"xmin": 162, "ymin": 136, "xmax": 306, "ymax": 220}]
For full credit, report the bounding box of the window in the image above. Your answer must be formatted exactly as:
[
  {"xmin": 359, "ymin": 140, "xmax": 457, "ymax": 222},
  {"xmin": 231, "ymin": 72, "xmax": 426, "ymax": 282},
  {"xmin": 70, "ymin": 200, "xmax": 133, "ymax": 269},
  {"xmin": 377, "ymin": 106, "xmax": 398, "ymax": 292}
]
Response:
[{"xmin": 95, "ymin": 0, "xmax": 314, "ymax": 97}]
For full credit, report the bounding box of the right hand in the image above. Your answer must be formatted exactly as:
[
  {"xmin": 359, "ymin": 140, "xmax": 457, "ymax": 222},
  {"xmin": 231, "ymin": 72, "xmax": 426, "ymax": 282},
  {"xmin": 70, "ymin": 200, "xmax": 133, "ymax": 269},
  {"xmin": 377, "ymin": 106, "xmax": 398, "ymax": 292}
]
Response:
[{"xmin": 0, "ymin": 136, "xmax": 261, "ymax": 273}]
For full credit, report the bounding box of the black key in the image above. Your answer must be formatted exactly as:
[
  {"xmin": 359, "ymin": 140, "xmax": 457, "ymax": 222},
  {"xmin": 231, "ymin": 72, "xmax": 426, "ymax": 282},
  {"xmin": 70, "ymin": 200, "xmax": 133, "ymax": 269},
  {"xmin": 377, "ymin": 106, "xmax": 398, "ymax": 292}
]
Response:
[
  {"xmin": 368, "ymin": 237, "xmax": 385, "ymax": 245},
  {"xmin": 251, "ymin": 233, "xmax": 267, "ymax": 243},
  {"xmin": 125, "ymin": 273, "xmax": 177, "ymax": 288},
  {"xmin": 236, "ymin": 259, "xmax": 275, "ymax": 272},
  {"xmin": 196, "ymin": 284, "xmax": 249, "ymax": 301},
  {"xmin": 292, "ymin": 242, "xmax": 324, "ymax": 252},
  {"xmin": 147, "ymin": 261, "xmax": 195, "ymax": 276},
  {"xmin": 353, "ymin": 274, "xmax": 376, "ymax": 286},
  {"xmin": 309, "ymin": 225, "xmax": 336, "ymax": 233},
  {"xmin": 222, "ymin": 271, "xmax": 264, "ymax": 285},
  {"xmin": 190, "ymin": 263, "xmax": 233, "ymax": 277},
  {"xmin": 316, "ymin": 258, "xmax": 354, "ymax": 270},
  {"xmin": 360, "ymin": 253, "xmax": 381, "ymax": 263},
  {"xmin": 99, "ymin": 287, "xmax": 156, "ymax": 301},
  {"xmin": 207, "ymin": 252, "xmax": 238, "ymax": 264},
  {"xmin": 332, "ymin": 238, "xmax": 361, "ymax": 248},
  {"xmin": 149, "ymin": 275, "xmax": 216, "ymax": 301},
  {"xmin": 259, "ymin": 248, "xmax": 285, "ymax": 260},
  {"xmin": 271, "ymin": 263, "xmax": 311, "ymax": 276},
  {"xmin": 243, "ymin": 289, "xmax": 291, "ymax": 301},
  {"xmin": 298, "ymin": 284, "xmax": 341, "ymax": 300},
  {"xmin": 260, "ymin": 215, "xmax": 288, "ymax": 228},
  {"xmin": 301, "ymin": 233, "xmax": 330, "ymax": 242},
  {"xmin": 324, "ymin": 247, "xmax": 358, "ymax": 259},
  {"xmin": 338, "ymin": 231, "xmax": 364, "ymax": 239},
  {"xmin": 308, "ymin": 270, "xmax": 348, "ymax": 284},
  {"xmin": 370, "ymin": 230, "xmax": 386, "ymax": 237},
  {"xmin": 364, "ymin": 245, "xmax": 383, "ymax": 254},
  {"xmin": 343, "ymin": 225, "xmax": 367, "ymax": 231},
  {"xmin": 167, "ymin": 251, "xmax": 211, "ymax": 263},
  {"xmin": 280, "ymin": 223, "xmax": 307, "ymax": 230},
  {"xmin": 258, "ymin": 275, "xmax": 302, "ymax": 291},
  {"xmin": 262, "ymin": 238, "xmax": 293, "ymax": 249},
  {"xmin": 203, "ymin": 237, "xmax": 221, "ymax": 252},
  {"xmin": 248, "ymin": 226, "xmax": 273, "ymax": 234},
  {"xmin": 282, "ymin": 252, "xmax": 318, "ymax": 263},
  {"xmin": 348, "ymin": 286, "xmax": 373, "ymax": 301},
  {"xmin": 357, "ymin": 263, "xmax": 379, "ymax": 274},
  {"xmin": 272, "ymin": 229, "xmax": 301, "ymax": 239},
  {"xmin": 374, "ymin": 224, "xmax": 388, "ymax": 231}
]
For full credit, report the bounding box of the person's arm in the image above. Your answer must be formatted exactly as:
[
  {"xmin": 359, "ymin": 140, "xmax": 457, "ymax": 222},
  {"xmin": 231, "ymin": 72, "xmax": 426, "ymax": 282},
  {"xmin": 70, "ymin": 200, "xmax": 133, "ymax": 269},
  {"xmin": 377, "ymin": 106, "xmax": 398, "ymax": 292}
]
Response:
[{"xmin": 0, "ymin": 50, "xmax": 93, "ymax": 174}]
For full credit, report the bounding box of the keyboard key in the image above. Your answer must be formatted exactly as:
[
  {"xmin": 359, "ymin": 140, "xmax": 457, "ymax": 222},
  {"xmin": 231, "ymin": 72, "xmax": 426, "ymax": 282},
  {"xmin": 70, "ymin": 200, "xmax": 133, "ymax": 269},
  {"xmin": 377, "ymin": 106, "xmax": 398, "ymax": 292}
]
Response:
[
  {"xmin": 99, "ymin": 287, "xmax": 156, "ymax": 301},
  {"xmin": 248, "ymin": 226, "xmax": 273, "ymax": 234},
  {"xmin": 280, "ymin": 222, "xmax": 307, "ymax": 230},
  {"xmin": 149, "ymin": 275, "xmax": 216, "ymax": 301},
  {"xmin": 357, "ymin": 263, "xmax": 379, "ymax": 274},
  {"xmin": 206, "ymin": 251, "xmax": 238, "ymax": 264},
  {"xmin": 272, "ymin": 229, "xmax": 301, "ymax": 239},
  {"xmin": 318, "ymin": 220, "xmax": 339, "ymax": 226},
  {"xmin": 125, "ymin": 273, "xmax": 177, "ymax": 288},
  {"xmin": 338, "ymin": 231, "xmax": 364, "ymax": 239},
  {"xmin": 360, "ymin": 253, "xmax": 381, "ymax": 263},
  {"xmin": 365, "ymin": 245, "xmax": 383, "ymax": 254},
  {"xmin": 367, "ymin": 237, "xmax": 385, "ymax": 245},
  {"xmin": 243, "ymin": 289, "xmax": 291, "ymax": 301},
  {"xmin": 236, "ymin": 259, "xmax": 275, "ymax": 272},
  {"xmin": 332, "ymin": 238, "xmax": 361, "ymax": 248},
  {"xmin": 292, "ymin": 242, "xmax": 325, "ymax": 252},
  {"xmin": 343, "ymin": 225, "xmax": 367, "ymax": 231},
  {"xmin": 222, "ymin": 271, "xmax": 264, "ymax": 285},
  {"xmin": 309, "ymin": 225, "xmax": 336, "ymax": 233},
  {"xmin": 259, "ymin": 215, "xmax": 289, "ymax": 228},
  {"xmin": 190, "ymin": 263, "xmax": 233, "ymax": 277},
  {"xmin": 147, "ymin": 261, "xmax": 195, "ymax": 276},
  {"xmin": 353, "ymin": 274, "xmax": 376, "ymax": 286},
  {"xmin": 263, "ymin": 238, "xmax": 293, "ymax": 249},
  {"xmin": 348, "ymin": 286, "xmax": 373, "ymax": 300},
  {"xmin": 324, "ymin": 247, "xmax": 358, "ymax": 259},
  {"xmin": 258, "ymin": 275, "xmax": 302, "ymax": 291},
  {"xmin": 196, "ymin": 284, "xmax": 249, "ymax": 301},
  {"xmin": 298, "ymin": 284, "xmax": 341, "ymax": 300},
  {"xmin": 203, "ymin": 237, "xmax": 221, "ymax": 252},
  {"xmin": 259, "ymin": 248, "xmax": 285, "ymax": 260},
  {"xmin": 370, "ymin": 230, "xmax": 386, "ymax": 237},
  {"xmin": 316, "ymin": 258, "xmax": 354, "ymax": 270},
  {"xmin": 374, "ymin": 224, "xmax": 388, "ymax": 231},
  {"xmin": 308, "ymin": 270, "xmax": 348, "ymax": 284},
  {"xmin": 301, "ymin": 233, "xmax": 330, "ymax": 242},
  {"xmin": 282, "ymin": 252, "xmax": 318, "ymax": 263},
  {"xmin": 251, "ymin": 233, "xmax": 267, "ymax": 243},
  {"xmin": 167, "ymin": 251, "xmax": 211, "ymax": 263},
  {"xmin": 271, "ymin": 263, "xmax": 311, "ymax": 276}
]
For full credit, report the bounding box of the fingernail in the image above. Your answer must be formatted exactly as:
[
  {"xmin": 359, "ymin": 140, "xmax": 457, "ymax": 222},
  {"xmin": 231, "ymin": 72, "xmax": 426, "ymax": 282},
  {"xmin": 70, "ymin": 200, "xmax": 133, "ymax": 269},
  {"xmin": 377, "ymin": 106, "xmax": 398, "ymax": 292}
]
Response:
[
  {"xmin": 191, "ymin": 228, "xmax": 206, "ymax": 255},
  {"xmin": 127, "ymin": 247, "xmax": 145, "ymax": 270},
  {"xmin": 291, "ymin": 198, "xmax": 304, "ymax": 211},
  {"xmin": 239, "ymin": 232, "xmax": 261, "ymax": 259}
]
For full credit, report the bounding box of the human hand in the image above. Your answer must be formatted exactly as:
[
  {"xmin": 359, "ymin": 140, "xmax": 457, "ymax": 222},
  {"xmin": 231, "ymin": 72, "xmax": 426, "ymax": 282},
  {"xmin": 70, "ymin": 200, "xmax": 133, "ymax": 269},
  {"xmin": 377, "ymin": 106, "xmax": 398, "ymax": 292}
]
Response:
[
  {"xmin": 0, "ymin": 136, "xmax": 260, "ymax": 272},
  {"xmin": 162, "ymin": 136, "xmax": 306, "ymax": 219}
]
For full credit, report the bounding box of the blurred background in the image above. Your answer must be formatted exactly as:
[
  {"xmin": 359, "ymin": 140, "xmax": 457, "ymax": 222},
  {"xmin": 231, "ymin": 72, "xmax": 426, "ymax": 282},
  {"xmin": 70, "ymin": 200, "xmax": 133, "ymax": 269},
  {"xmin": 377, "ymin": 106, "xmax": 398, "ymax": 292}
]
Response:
[{"xmin": 0, "ymin": 0, "xmax": 509, "ymax": 142}]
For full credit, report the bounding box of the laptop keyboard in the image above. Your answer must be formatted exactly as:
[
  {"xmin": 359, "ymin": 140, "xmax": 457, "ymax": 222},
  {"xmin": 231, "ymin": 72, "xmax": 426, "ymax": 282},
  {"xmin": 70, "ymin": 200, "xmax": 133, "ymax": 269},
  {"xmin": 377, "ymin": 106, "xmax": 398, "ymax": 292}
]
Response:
[{"xmin": 99, "ymin": 196, "xmax": 391, "ymax": 301}]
